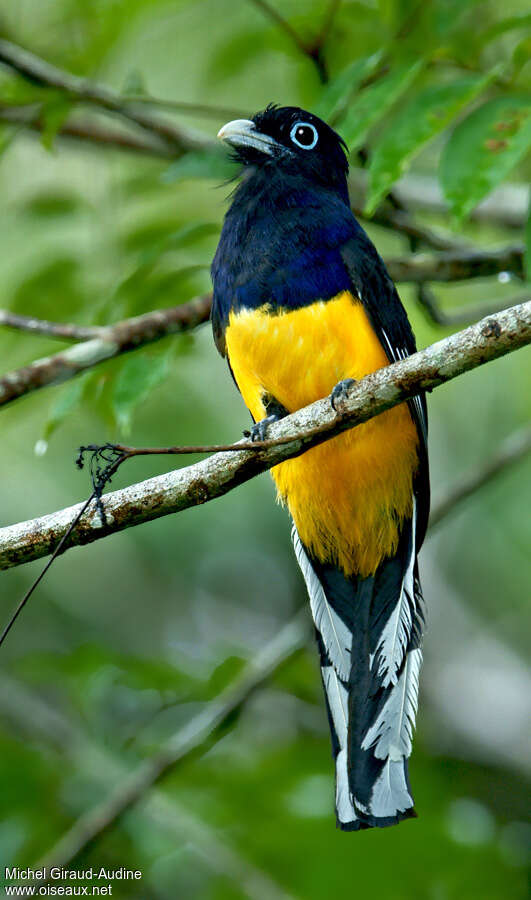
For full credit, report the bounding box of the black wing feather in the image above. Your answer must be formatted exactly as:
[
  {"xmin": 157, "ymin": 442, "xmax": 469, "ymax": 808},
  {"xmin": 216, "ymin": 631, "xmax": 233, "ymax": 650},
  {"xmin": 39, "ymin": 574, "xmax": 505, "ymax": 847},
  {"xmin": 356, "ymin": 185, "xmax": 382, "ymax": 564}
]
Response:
[{"xmin": 340, "ymin": 236, "xmax": 430, "ymax": 548}]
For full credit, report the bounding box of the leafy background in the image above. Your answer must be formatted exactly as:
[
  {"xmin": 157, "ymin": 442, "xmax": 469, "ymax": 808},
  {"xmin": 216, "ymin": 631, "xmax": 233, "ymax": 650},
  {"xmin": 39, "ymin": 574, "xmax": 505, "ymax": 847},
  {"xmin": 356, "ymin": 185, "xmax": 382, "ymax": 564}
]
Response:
[{"xmin": 0, "ymin": 0, "xmax": 530, "ymax": 898}]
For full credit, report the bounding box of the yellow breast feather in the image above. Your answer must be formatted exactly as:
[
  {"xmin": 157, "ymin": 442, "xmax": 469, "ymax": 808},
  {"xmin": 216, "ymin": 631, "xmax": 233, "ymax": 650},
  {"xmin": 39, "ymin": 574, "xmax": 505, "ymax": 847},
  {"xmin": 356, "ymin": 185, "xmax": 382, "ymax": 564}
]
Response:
[{"xmin": 225, "ymin": 291, "xmax": 419, "ymax": 577}]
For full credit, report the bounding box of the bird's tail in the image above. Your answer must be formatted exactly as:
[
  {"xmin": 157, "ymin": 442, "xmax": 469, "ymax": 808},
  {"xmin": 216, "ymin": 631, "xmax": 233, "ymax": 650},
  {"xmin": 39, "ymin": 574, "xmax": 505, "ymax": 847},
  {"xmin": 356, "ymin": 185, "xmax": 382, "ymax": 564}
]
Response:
[{"xmin": 291, "ymin": 516, "xmax": 424, "ymax": 830}]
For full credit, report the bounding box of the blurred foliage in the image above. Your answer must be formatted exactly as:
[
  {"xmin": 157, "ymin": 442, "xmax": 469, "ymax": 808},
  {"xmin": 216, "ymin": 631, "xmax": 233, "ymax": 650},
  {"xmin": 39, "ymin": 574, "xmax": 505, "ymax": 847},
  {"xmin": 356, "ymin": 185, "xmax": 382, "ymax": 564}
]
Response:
[{"xmin": 0, "ymin": 0, "xmax": 530, "ymax": 898}]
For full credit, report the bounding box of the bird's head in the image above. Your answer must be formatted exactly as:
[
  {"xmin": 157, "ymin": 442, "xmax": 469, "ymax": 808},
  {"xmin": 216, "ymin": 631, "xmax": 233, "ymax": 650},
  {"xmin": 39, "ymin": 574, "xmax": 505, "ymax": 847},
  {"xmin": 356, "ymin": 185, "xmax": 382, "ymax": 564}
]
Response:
[{"xmin": 217, "ymin": 104, "xmax": 349, "ymax": 198}]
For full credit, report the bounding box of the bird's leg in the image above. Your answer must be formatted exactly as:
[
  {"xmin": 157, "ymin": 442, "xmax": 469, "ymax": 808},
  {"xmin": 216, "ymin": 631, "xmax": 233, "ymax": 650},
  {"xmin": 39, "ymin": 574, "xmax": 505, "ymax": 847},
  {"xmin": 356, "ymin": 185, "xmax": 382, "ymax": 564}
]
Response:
[
  {"xmin": 331, "ymin": 378, "xmax": 357, "ymax": 413},
  {"xmin": 245, "ymin": 395, "xmax": 289, "ymax": 442}
]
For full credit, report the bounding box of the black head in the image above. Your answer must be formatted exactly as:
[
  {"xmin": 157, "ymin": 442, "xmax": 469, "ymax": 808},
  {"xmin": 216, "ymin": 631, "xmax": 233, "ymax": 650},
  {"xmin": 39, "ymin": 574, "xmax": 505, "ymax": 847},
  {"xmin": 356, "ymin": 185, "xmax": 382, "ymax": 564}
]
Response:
[{"xmin": 218, "ymin": 105, "xmax": 349, "ymax": 199}]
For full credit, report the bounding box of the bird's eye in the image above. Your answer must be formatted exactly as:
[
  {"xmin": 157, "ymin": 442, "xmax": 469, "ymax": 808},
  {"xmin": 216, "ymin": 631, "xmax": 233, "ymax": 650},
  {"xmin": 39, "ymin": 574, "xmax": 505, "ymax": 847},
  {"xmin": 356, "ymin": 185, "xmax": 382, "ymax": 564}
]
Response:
[{"xmin": 290, "ymin": 121, "xmax": 318, "ymax": 150}]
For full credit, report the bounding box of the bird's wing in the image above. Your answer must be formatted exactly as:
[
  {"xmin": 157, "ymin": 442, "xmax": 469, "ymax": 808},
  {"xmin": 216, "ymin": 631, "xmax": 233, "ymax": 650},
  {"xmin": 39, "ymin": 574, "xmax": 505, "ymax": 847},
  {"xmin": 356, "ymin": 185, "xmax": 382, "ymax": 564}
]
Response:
[{"xmin": 340, "ymin": 235, "xmax": 430, "ymax": 549}]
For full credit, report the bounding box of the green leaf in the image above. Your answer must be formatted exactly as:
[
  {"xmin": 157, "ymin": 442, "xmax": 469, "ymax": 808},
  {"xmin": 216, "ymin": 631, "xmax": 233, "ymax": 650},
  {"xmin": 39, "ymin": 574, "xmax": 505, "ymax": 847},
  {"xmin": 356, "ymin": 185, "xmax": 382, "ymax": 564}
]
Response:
[
  {"xmin": 43, "ymin": 373, "xmax": 91, "ymax": 441},
  {"xmin": 482, "ymin": 12, "xmax": 531, "ymax": 44},
  {"xmin": 513, "ymin": 37, "xmax": 531, "ymax": 76},
  {"xmin": 339, "ymin": 60, "xmax": 423, "ymax": 153},
  {"xmin": 20, "ymin": 189, "xmax": 84, "ymax": 219},
  {"xmin": 40, "ymin": 95, "xmax": 72, "ymax": 151},
  {"xmin": 121, "ymin": 68, "xmax": 148, "ymax": 95},
  {"xmin": 206, "ymin": 655, "xmax": 246, "ymax": 697},
  {"xmin": 112, "ymin": 350, "xmax": 172, "ymax": 436},
  {"xmin": 314, "ymin": 51, "xmax": 384, "ymax": 122},
  {"xmin": 440, "ymin": 95, "xmax": 531, "ymax": 221},
  {"xmin": 161, "ymin": 150, "xmax": 236, "ymax": 183},
  {"xmin": 365, "ymin": 70, "xmax": 501, "ymax": 215}
]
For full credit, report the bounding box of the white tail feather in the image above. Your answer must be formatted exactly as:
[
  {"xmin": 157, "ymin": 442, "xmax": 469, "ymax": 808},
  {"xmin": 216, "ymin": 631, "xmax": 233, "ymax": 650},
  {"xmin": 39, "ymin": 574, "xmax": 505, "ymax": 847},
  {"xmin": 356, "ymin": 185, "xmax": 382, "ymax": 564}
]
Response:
[
  {"xmin": 322, "ymin": 666, "xmax": 357, "ymax": 825},
  {"xmin": 292, "ymin": 526, "xmax": 351, "ymax": 681},
  {"xmin": 361, "ymin": 648, "xmax": 422, "ymax": 760},
  {"xmin": 322, "ymin": 665, "xmax": 348, "ymax": 743},
  {"xmin": 336, "ymin": 749, "xmax": 357, "ymax": 823},
  {"xmin": 368, "ymin": 759, "xmax": 414, "ymax": 818},
  {"xmin": 360, "ymin": 648, "xmax": 422, "ymax": 818},
  {"xmin": 374, "ymin": 502, "xmax": 417, "ymax": 688}
]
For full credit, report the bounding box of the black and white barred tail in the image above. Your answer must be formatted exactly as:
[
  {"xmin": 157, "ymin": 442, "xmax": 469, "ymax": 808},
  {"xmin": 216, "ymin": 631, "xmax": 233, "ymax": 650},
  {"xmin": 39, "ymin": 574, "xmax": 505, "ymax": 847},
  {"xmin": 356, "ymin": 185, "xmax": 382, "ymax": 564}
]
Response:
[{"xmin": 291, "ymin": 504, "xmax": 424, "ymax": 830}]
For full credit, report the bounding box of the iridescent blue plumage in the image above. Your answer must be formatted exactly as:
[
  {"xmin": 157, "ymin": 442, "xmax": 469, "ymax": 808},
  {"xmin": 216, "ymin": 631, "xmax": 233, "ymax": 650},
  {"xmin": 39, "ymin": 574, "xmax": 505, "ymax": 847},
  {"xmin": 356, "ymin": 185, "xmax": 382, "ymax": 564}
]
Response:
[
  {"xmin": 211, "ymin": 105, "xmax": 430, "ymax": 831},
  {"xmin": 212, "ymin": 173, "xmax": 362, "ymax": 345}
]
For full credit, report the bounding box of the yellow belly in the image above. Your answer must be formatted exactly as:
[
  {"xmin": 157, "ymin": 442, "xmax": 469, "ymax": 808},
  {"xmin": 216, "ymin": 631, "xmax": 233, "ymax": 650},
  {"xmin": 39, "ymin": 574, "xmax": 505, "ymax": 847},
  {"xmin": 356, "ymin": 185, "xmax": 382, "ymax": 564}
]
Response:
[{"xmin": 225, "ymin": 291, "xmax": 419, "ymax": 577}]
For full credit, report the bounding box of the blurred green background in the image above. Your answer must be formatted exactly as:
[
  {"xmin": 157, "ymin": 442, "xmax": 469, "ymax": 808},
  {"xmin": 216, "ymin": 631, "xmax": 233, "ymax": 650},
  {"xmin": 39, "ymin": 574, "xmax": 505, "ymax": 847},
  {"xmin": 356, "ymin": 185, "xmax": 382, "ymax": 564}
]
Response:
[{"xmin": 0, "ymin": 1, "xmax": 530, "ymax": 898}]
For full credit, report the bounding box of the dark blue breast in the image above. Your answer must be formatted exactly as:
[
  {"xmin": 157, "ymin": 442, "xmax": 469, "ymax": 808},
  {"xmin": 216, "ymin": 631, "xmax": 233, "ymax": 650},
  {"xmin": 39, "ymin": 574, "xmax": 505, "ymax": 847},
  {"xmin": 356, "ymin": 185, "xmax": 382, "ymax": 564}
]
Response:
[{"xmin": 211, "ymin": 173, "xmax": 366, "ymax": 346}]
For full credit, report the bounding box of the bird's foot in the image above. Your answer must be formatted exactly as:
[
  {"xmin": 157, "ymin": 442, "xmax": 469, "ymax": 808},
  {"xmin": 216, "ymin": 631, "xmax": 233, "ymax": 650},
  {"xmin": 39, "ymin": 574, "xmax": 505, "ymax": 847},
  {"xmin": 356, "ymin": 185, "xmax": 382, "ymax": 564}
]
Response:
[
  {"xmin": 331, "ymin": 378, "xmax": 357, "ymax": 413},
  {"xmin": 248, "ymin": 414, "xmax": 283, "ymax": 442},
  {"xmin": 244, "ymin": 395, "xmax": 289, "ymax": 442}
]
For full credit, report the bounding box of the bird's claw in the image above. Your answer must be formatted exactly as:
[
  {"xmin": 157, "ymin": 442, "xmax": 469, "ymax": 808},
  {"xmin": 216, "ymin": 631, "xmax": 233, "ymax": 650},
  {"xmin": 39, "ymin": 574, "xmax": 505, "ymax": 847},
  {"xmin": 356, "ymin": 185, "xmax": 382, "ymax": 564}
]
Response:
[
  {"xmin": 331, "ymin": 378, "xmax": 357, "ymax": 413},
  {"xmin": 249, "ymin": 414, "xmax": 280, "ymax": 442}
]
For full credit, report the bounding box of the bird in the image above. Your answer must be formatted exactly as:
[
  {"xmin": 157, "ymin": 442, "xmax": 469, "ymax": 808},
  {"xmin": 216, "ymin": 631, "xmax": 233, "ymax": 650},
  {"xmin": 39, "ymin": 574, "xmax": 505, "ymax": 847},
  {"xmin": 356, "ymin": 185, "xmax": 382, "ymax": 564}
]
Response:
[{"xmin": 211, "ymin": 105, "xmax": 429, "ymax": 831}]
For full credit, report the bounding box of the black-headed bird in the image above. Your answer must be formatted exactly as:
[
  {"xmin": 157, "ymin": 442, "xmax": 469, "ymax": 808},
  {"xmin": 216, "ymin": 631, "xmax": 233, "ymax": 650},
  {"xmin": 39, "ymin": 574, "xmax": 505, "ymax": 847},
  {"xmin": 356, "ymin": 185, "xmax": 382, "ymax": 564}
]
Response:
[{"xmin": 211, "ymin": 106, "xmax": 429, "ymax": 831}]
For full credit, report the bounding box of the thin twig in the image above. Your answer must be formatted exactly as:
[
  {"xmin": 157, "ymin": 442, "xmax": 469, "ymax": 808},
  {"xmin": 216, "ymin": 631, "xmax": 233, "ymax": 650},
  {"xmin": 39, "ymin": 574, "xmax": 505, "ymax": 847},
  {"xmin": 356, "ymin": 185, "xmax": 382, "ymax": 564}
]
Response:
[
  {"xmin": 0, "ymin": 491, "xmax": 96, "ymax": 649},
  {"xmin": 429, "ymin": 424, "xmax": 531, "ymax": 529},
  {"xmin": 247, "ymin": 0, "xmax": 332, "ymax": 82},
  {"xmin": 0, "ymin": 38, "xmax": 213, "ymax": 156},
  {"xmin": 0, "ymin": 301, "xmax": 529, "ymax": 572},
  {"xmin": 363, "ymin": 203, "xmax": 467, "ymax": 252},
  {"xmin": 0, "ymin": 309, "xmax": 104, "ymax": 341},
  {"xmin": 416, "ymin": 285, "xmax": 530, "ymax": 327},
  {"xmin": 247, "ymin": 0, "xmax": 311, "ymax": 57},
  {"xmin": 0, "ymin": 438, "xmax": 132, "ymax": 648},
  {"xmin": 315, "ymin": 0, "xmax": 342, "ymax": 50},
  {"xmin": 0, "ymin": 293, "xmax": 212, "ymax": 409},
  {"xmin": 118, "ymin": 96, "xmax": 249, "ymax": 120},
  {"xmin": 0, "ymin": 102, "xmax": 174, "ymax": 155},
  {"xmin": 385, "ymin": 244, "xmax": 524, "ymax": 284},
  {"xmin": 305, "ymin": 0, "xmax": 343, "ymax": 83}
]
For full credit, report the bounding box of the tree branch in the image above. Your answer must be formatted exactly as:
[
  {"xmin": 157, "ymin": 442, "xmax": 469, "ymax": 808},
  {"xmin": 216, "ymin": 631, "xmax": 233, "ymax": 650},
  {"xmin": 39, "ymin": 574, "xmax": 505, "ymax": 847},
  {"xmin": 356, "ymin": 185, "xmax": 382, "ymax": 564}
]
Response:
[
  {"xmin": 313, "ymin": 0, "xmax": 341, "ymax": 51},
  {"xmin": 0, "ymin": 309, "xmax": 103, "ymax": 341},
  {"xmin": 0, "ymin": 38, "xmax": 214, "ymax": 156},
  {"xmin": 415, "ymin": 285, "xmax": 530, "ymax": 328},
  {"xmin": 392, "ymin": 172, "xmax": 528, "ymax": 230},
  {"xmin": 348, "ymin": 168, "xmax": 529, "ymax": 230},
  {"xmin": 429, "ymin": 424, "xmax": 531, "ymax": 529},
  {"xmin": 247, "ymin": 0, "xmax": 313, "ymax": 58},
  {"xmin": 385, "ymin": 244, "xmax": 524, "ymax": 284},
  {"xmin": 247, "ymin": 0, "xmax": 341, "ymax": 83},
  {"xmin": 0, "ymin": 301, "xmax": 529, "ymax": 571},
  {"xmin": 0, "ymin": 102, "xmax": 175, "ymax": 156},
  {"xmin": 364, "ymin": 203, "xmax": 466, "ymax": 252},
  {"xmin": 1, "ymin": 245, "xmax": 523, "ymax": 409},
  {"xmin": 0, "ymin": 293, "xmax": 212, "ymax": 408}
]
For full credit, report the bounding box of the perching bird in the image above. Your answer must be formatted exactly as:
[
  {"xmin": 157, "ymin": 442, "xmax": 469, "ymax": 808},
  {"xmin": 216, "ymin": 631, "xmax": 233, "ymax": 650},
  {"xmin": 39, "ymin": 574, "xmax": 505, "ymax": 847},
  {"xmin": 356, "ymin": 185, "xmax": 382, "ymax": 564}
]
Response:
[{"xmin": 211, "ymin": 105, "xmax": 429, "ymax": 830}]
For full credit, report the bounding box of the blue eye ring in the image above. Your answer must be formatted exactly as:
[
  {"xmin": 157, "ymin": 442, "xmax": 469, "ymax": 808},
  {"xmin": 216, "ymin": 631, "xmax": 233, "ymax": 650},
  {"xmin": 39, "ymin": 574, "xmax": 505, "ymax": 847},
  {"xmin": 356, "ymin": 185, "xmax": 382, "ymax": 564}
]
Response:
[{"xmin": 290, "ymin": 121, "xmax": 318, "ymax": 150}]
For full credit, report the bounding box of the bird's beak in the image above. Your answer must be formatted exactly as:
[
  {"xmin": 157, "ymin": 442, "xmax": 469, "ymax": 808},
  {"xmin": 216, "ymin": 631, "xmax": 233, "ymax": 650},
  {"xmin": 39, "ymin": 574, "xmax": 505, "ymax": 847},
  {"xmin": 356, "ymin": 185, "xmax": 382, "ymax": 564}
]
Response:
[{"xmin": 217, "ymin": 119, "xmax": 279, "ymax": 156}]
